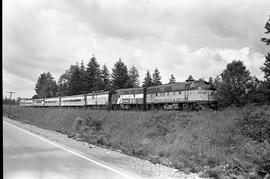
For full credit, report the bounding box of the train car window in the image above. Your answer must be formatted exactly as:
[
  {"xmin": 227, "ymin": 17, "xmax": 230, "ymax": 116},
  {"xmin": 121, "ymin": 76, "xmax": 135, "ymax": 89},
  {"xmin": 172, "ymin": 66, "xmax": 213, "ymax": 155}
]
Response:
[{"xmin": 156, "ymin": 93, "xmax": 158, "ymax": 96}]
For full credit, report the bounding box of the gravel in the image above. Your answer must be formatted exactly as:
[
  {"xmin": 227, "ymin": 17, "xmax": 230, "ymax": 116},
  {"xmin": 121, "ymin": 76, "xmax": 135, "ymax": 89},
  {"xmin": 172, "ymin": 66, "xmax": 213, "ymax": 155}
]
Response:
[{"xmin": 4, "ymin": 117, "xmax": 203, "ymax": 179}]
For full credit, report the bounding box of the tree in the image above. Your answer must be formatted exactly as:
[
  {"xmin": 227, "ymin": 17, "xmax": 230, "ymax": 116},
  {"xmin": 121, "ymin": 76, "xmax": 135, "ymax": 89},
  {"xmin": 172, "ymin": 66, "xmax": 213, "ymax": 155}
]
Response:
[
  {"xmin": 2, "ymin": 97, "xmax": 17, "ymax": 105},
  {"xmin": 111, "ymin": 59, "xmax": 130, "ymax": 89},
  {"xmin": 142, "ymin": 70, "xmax": 153, "ymax": 87},
  {"xmin": 186, "ymin": 75, "xmax": 195, "ymax": 82},
  {"xmin": 79, "ymin": 60, "xmax": 88, "ymax": 93},
  {"xmin": 69, "ymin": 63, "xmax": 84, "ymax": 95},
  {"xmin": 57, "ymin": 62, "xmax": 87, "ymax": 96},
  {"xmin": 260, "ymin": 15, "xmax": 270, "ymax": 104},
  {"xmin": 128, "ymin": 65, "xmax": 140, "ymax": 88},
  {"xmin": 58, "ymin": 69, "xmax": 71, "ymax": 96},
  {"xmin": 101, "ymin": 64, "xmax": 111, "ymax": 91},
  {"xmin": 208, "ymin": 77, "xmax": 213, "ymax": 85},
  {"xmin": 261, "ymin": 16, "xmax": 270, "ymax": 81},
  {"xmin": 261, "ymin": 53, "xmax": 270, "ymax": 81},
  {"xmin": 169, "ymin": 74, "xmax": 176, "ymax": 84},
  {"xmin": 34, "ymin": 72, "xmax": 58, "ymax": 98},
  {"xmin": 86, "ymin": 56, "xmax": 103, "ymax": 92},
  {"xmin": 152, "ymin": 67, "xmax": 162, "ymax": 86},
  {"xmin": 217, "ymin": 60, "xmax": 252, "ymax": 107},
  {"xmin": 261, "ymin": 15, "xmax": 270, "ymax": 45},
  {"xmin": 246, "ymin": 76, "xmax": 267, "ymax": 103}
]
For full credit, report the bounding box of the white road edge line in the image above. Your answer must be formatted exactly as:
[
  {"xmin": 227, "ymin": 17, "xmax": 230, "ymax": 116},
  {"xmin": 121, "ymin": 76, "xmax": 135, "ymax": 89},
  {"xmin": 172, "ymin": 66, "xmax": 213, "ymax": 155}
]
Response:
[{"xmin": 3, "ymin": 120, "xmax": 137, "ymax": 179}]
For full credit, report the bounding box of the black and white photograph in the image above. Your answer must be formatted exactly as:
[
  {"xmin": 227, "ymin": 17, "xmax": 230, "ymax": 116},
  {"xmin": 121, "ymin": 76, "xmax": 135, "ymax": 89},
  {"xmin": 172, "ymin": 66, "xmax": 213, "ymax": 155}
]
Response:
[{"xmin": 3, "ymin": 0, "xmax": 270, "ymax": 178}]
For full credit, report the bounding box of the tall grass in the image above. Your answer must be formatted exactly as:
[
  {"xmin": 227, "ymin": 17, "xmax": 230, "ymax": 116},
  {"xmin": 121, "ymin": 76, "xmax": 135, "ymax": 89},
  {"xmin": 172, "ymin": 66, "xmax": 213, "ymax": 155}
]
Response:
[{"xmin": 3, "ymin": 105, "xmax": 270, "ymax": 176}]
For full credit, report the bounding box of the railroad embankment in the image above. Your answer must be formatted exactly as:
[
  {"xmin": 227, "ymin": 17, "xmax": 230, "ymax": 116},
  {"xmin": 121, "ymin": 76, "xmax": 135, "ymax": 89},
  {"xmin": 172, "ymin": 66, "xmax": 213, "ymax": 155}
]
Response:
[{"xmin": 3, "ymin": 105, "xmax": 270, "ymax": 178}]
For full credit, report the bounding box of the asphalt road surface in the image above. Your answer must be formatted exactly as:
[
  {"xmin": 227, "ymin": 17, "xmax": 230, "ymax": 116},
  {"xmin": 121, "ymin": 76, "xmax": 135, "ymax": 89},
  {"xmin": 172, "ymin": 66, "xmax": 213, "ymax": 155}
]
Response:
[{"xmin": 3, "ymin": 120, "xmax": 141, "ymax": 179}]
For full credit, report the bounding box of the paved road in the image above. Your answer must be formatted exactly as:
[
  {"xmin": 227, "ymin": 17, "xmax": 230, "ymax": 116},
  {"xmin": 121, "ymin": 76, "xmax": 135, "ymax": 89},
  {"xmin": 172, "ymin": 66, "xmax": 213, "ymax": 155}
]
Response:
[{"xmin": 3, "ymin": 120, "xmax": 141, "ymax": 179}]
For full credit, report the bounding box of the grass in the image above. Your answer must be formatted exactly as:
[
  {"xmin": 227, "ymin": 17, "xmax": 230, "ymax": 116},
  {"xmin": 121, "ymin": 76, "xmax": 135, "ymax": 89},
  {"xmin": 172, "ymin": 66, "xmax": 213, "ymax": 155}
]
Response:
[{"xmin": 3, "ymin": 104, "xmax": 270, "ymax": 177}]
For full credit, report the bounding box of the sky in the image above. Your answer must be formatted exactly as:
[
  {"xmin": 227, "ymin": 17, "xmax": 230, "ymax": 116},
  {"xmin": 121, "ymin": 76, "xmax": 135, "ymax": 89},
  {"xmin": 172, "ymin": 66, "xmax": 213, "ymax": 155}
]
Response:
[{"xmin": 3, "ymin": 0, "xmax": 270, "ymax": 99}]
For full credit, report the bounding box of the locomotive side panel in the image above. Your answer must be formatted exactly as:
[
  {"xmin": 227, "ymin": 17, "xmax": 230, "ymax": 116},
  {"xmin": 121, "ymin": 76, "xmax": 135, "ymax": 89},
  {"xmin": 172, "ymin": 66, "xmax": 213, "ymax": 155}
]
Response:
[
  {"xmin": 146, "ymin": 91, "xmax": 186, "ymax": 104},
  {"xmin": 96, "ymin": 94, "xmax": 109, "ymax": 105},
  {"xmin": 116, "ymin": 88, "xmax": 144, "ymax": 109},
  {"xmin": 86, "ymin": 92, "xmax": 109, "ymax": 106}
]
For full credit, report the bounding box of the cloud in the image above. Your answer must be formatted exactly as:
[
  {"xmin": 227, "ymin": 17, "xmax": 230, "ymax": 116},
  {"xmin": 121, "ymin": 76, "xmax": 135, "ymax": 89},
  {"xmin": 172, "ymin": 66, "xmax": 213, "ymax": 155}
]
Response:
[{"xmin": 3, "ymin": 0, "xmax": 269, "ymax": 98}]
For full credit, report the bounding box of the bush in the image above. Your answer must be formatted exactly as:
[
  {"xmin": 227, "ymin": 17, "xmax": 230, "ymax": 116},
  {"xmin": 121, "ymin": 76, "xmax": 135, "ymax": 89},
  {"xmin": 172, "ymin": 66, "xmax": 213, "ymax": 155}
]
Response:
[{"xmin": 236, "ymin": 106, "xmax": 270, "ymax": 142}]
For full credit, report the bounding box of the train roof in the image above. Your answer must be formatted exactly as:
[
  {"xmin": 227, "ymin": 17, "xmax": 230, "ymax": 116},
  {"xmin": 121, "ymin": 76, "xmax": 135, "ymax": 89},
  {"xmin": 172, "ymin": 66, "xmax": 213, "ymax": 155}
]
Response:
[
  {"xmin": 116, "ymin": 87, "xmax": 144, "ymax": 95},
  {"xmin": 45, "ymin": 97, "xmax": 60, "ymax": 100},
  {"xmin": 146, "ymin": 80, "xmax": 212, "ymax": 93},
  {"xmin": 61, "ymin": 94, "xmax": 85, "ymax": 99},
  {"xmin": 86, "ymin": 91, "xmax": 110, "ymax": 95}
]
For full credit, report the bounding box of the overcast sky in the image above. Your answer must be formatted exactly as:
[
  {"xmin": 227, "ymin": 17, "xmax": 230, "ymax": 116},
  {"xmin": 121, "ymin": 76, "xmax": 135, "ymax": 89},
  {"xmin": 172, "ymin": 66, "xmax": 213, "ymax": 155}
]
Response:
[{"xmin": 3, "ymin": 0, "xmax": 270, "ymax": 98}]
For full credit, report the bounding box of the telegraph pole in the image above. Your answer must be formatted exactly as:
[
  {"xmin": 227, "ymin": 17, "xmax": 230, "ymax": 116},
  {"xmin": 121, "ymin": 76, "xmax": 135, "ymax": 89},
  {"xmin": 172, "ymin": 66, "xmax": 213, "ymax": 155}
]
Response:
[{"xmin": 6, "ymin": 91, "xmax": 16, "ymax": 118}]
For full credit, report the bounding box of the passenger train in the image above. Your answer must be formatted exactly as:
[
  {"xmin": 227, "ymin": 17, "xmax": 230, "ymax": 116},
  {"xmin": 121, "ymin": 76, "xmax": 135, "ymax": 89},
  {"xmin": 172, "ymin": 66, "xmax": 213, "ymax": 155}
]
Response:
[{"xmin": 19, "ymin": 80, "xmax": 217, "ymax": 111}]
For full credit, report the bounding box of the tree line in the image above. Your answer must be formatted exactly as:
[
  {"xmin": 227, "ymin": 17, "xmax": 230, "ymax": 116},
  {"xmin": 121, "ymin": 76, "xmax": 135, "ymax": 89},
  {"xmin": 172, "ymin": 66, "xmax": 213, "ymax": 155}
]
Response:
[
  {"xmin": 33, "ymin": 57, "xmax": 174, "ymax": 99},
  {"xmin": 31, "ymin": 16, "xmax": 270, "ymax": 108},
  {"xmin": 2, "ymin": 97, "xmax": 21, "ymax": 105}
]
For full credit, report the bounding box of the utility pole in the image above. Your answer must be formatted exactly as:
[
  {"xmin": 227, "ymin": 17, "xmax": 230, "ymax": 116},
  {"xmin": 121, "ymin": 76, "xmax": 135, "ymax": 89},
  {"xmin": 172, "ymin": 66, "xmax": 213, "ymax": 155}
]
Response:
[{"xmin": 6, "ymin": 91, "xmax": 16, "ymax": 118}]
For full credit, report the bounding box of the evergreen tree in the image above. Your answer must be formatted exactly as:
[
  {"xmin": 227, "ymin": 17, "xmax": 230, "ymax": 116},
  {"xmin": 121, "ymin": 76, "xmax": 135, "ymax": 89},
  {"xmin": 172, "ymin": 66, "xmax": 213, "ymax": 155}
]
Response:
[
  {"xmin": 111, "ymin": 59, "xmax": 130, "ymax": 89},
  {"xmin": 58, "ymin": 62, "xmax": 87, "ymax": 96},
  {"xmin": 261, "ymin": 53, "xmax": 270, "ymax": 81},
  {"xmin": 213, "ymin": 76, "xmax": 221, "ymax": 88},
  {"xmin": 34, "ymin": 72, "xmax": 58, "ymax": 98},
  {"xmin": 208, "ymin": 77, "xmax": 213, "ymax": 85},
  {"xmin": 169, "ymin": 74, "xmax": 176, "ymax": 84},
  {"xmin": 152, "ymin": 67, "xmax": 162, "ymax": 86},
  {"xmin": 142, "ymin": 70, "xmax": 153, "ymax": 87},
  {"xmin": 261, "ymin": 16, "xmax": 270, "ymax": 81},
  {"xmin": 69, "ymin": 63, "xmax": 84, "ymax": 95},
  {"xmin": 101, "ymin": 64, "xmax": 111, "ymax": 91},
  {"xmin": 128, "ymin": 65, "xmax": 140, "ymax": 88},
  {"xmin": 186, "ymin": 75, "xmax": 195, "ymax": 82},
  {"xmin": 79, "ymin": 60, "xmax": 88, "ymax": 93},
  {"xmin": 86, "ymin": 56, "xmax": 103, "ymax": 92},
  {"xmin": 260, "ymin": 15, "xmax": 270, "ymax": 104}
]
